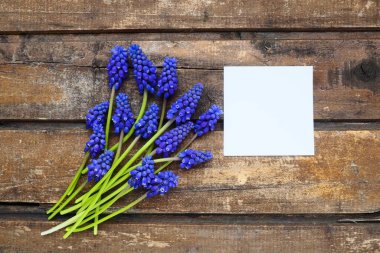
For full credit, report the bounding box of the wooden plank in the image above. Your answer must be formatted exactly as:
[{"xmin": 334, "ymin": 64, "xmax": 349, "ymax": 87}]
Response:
[
  {"xmin": 0, "ymin": 37, "xmax": 379, "ymax": 120},
  {"xmin": 1, "ymin": 128, "xmax": 379, "ymax": 214},
  {"xmin": 0, "ymin": 218, "xmax": 379, "ymax": 253},
  {"xmin": 0, "ymin": 0, "xmax": 379, "ymax": 33}
]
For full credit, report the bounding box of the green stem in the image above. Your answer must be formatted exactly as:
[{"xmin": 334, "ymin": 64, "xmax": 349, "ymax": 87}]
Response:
[
  {"xmin": 101, "ymin": 134, "xmax": 196, "ymax": 205},
  {"xmin": 105, "ymin": 118, "xmax": 175, "ymax": 190},
  {"xmin": 155, "ymin": 133, "xmax": 198, "ymax": 174},
  {"xmin": 105, "ymin": 86, "xmax": 116, "ymax": 149},
  {"xmin": 60, "ymin": 201, "xmax": 82, "ymax": 215},
  {"xmin": 75, "ymin": 135, "xmax": 140, "ymax": 205},
  {"xmin": 146, "ymin": 98, "xmax": 167, "ymax": 155},
  {"xmin": 71, "ymin": 193, "xmax": 147, "ymax": 232},
  {"xmin": 64, "ymin": 171, "xmax": 110, "ymax": 238},
  {"xmin": 114, "ymin": 130, "xmax": 124, "ymax": 162},
  {"xmin": 77, "ymin": 157, "xmax": 176, "ymax": 215},
  {"xmin": 158, "ymin": 98, "xmax": 167, "ymax": 130},
  {"xmin": 94, "ymin": 206, "xmax": 99, "ymax": 235},
  {"xmin": 46, "ymin": 153, "xmax": 89, "ymax": 214},
  {"xmin": 67, "ymin": 186, "xmax": 133, "ymax": 230},
  {"xmin": 183, "ymin": 133, "xmax": 198, "ymax": 150},
  {"xmin": 61, "ymin": 181, "xmax": 131, "ymax": 215},
  {"xmin": 65, "ymin": 156, "xmax": 180, "ymax": 229},
  {"xmin": 109, "ymin": 89, "xmax": 148, "ymax": 152},
  {"xmin": 41, "ymin": 211, "xmax": 85, "ymax": 236},
  {"xmin": 48, "ymin": 182, "xmax": 87, "ymax": 220},
  {"xmin": 65, "ymin": 135, "xmax": 197, "ymax": 231},
  {"xmin": 64, "ymin": 91, "xmax": 151, "ymax": 239},
  {"xmin": 75, "ymin": 90, "xmax": 148, "ymax": 204},
  {"xmin": 93, "ymin": 129, "xmax": 123, "ymax": 234}
]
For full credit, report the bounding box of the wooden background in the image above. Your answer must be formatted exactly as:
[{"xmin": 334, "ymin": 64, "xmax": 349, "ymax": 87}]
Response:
[{"xmin": 0, "ymin": 0, "xmax": 379, "ymax": 252}]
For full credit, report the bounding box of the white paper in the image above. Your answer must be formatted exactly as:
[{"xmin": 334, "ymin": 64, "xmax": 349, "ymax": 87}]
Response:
[{"xmin": 224, "ymin": 66, "xmax": 314, "ymax": 156}]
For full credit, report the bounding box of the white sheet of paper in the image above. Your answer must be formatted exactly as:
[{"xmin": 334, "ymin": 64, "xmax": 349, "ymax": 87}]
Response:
[{"xmin": 224, "ymin": 66, "xmax": 314, "ymax": 156}]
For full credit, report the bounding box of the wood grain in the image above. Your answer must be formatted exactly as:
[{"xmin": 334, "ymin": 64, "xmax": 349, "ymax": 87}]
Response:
[
  {"xmin": 0, "ymin": 219, "xmax": 379, "ymax": 253},
  {"xmin": 1, "ymin": 128, "xmax": 379, "ymax": 213},
  {"xmin": 0, "ymin": 36, "xmax": 379, "ymax": 120},
  {"xmin": 0, "ymin": 0, "xmax": 379, "ymax": 33}
]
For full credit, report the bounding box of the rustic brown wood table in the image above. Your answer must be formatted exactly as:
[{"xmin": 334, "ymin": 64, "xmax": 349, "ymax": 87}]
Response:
[{"xmin": 0, "ymin": 1, "xmax": 379, "ymax": 252}]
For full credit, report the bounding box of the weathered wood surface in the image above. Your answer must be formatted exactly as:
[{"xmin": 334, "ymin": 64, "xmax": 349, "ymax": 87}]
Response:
[
  {"xmin": 1, "ymin": 36, "xmax": 380, "ymax": 120},
  {"xmin": 0, "ymin": 218, "xmax": 379, "ymax": 253},
  {"xmin": 0, "ymin": 0, "xmax": 379, "ymax": 33},
  {"xmin": 1, "ymin": 128, "xmax": 379, "ymax": 213}
]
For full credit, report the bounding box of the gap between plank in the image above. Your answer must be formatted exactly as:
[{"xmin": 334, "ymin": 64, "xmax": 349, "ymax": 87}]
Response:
[
  {"xmin": 0, "ymin": 204, "xmax": 379, "ymax": 224},
  {"xmin": 2, "ymin": 121, "xmax": 380, "ymax": 131}
]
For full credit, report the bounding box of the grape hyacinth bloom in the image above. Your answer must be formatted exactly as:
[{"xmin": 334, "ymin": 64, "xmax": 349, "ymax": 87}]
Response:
[
  {"xmin": 194, "ymin": 105, "xmax": 223, "ymax": 136},
  {"xmin": 167, "ymin": 83, "xmax": 203, "ymax": 124},
  {"xmin": 112, "ymin": 93, "xmax": 135, "ymax": 134},
  {"xmin": 156, "ymin": 57, "xmax": 178, "ymax": 99},
  {"xmin": 88, "ymin": 150, "xmax": 114, "ymax": 182},
  {"xmin": 178, "ymin": 149, "xmax": 213, "ymax": 169},
  {"xmin": 134, "ymin": 103, "xmax": 159, "ymax": 139},
  {"xmin": 155, "ymin": 121, "xmax": 194, "ymax": 157},
  {"xmin": 129, "ymin": 44, "xmax": 157, "ymax": 94},
  {"xmin": 128, "ymin": 156, "xmax": 156, "ymax": 189},
  {"xmin": 86, "ymin": 101, "xmax": 109, "ymax": 129},
  {"xmin": 107, "ymin": 45, "xmax": 128, "ymax": 90},
  {"xmin": 147, "ymin": 171, "xmax": 179, "ymax": 198},
  {"xmin": 84, "ymin": 124, "xmax": 106, "ymax": 158}
]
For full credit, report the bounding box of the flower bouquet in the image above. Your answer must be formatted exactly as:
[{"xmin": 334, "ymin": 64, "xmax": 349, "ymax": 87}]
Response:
[{"xmin": 41, "ymin": 44, "xmax": 222, "ymax": 238}]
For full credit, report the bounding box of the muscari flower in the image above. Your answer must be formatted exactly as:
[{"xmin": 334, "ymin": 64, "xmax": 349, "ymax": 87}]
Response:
[
  {"xmin": 155, "ymin": 121, "xmax": 194, "ymax": 157},
  {"xmin": 87, "ymin": 150, "xmax": 114, "ymax": 182},
  {"xmin": 112, "ymin": 93, "xmax": 135, "ymax": 134},
  {"xmin": 147, "ymin": 171, "xmax": 179, "ymax": 198},
  {"xmin": 156, "ymin": 57, "xmax": 178, "ymax": 99},
  {"xmin": 178, "ymin": 149, "xmax": 213, "ymax": 169},
  {"xmin": 128, "ymin": 156, "xmax": 156, "ymax": 189},
  {"xmin": 129, "ymin": 44, "xmax": 157, "ymax": 94},
  {"xmin": 134, "ymin": 103, "xmax": 159, "ymax": 139},
  {"xmin": 86, "ymin": 101, "xmax": 109, "ymax": 129},
  {"xmin": 107, "ymin": 45, "xmax": 128, "ymax": 90},
  {"xmin": 194, "ymin": 105, "xmax": 223, "ymax": 136},
  {"xmin": 84, "ymin": 123, "xmax": 106, "ymax": 158},
  {"xmin": 167, "ymin": 83, "xmax": 203, "ymax": 124}
]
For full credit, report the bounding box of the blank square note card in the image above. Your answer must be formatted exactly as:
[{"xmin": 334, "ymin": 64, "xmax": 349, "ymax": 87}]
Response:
[{"xmin": 224, "ymin": 66, "xmax": 314, "ymax": 156}]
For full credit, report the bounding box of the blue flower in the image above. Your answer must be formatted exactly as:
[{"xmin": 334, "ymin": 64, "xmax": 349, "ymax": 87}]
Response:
[
  {"xmin": 112, "ymin": 93, "xmax": 135, "ymax": 134},
  {"xmin": 156, "ymin": 57, "xmax": 178, "ymax": 99},
  {"xmin": 178, "ymin": 149, "xmax": 213, "ymax": 169},
  {"xmin": 84, "ymin": 123, "xmax": 106, "ymax": 158},
  {"xmin": 155, "ymin": 121, "xmax": 194, "ymax": 157},
  {"xmin": 86, "ymin": 101, "xmax": 109, "ymax": 129},
  {"xmin": 87, "ymin": 150, "xmax": 114, "ymax": 182},
  {"xmin": 147, "ymin": 171, "xmax": 179, "ymax": 198},
  {"xmin": 129, "ymin": 44, "xmax": 157, "ymax": 94},
  {"xmin": 167, "ymin": 83, "xmax": 203, "ymax": 124},
  {"xmin": 107, "ymin": 45, "xmax": 128, "ymax": 90},
  {"xmin": 128, "ymin": 156, "xmax": 156, "ymax": 189},
  {"xmin": 134, "ymin": 103, "xmax": 159, "ymax": 139},
  {"xmin": 194, "ymin": 105, "xmax": 223, "ymax": 136}
]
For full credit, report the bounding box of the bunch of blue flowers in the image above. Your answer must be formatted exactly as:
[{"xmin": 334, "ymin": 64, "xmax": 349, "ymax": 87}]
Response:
[{"xmin": 43, "ymin": 44, "xmax": 223, "ymax": 238}]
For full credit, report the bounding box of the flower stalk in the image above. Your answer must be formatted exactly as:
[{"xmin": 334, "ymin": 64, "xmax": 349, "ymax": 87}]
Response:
[{"xmin": 42, "ymin": 44, "xmax": 223, "ymax": 238}]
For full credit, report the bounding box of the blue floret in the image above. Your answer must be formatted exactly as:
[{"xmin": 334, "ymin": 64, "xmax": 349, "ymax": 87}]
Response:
[
  {"xmin": 134, "ymin": 103, "xmax": 159, "ymax": 139},
  {"xmin": 129, "ymin": 44, "xmax": 157, "ymax": 94},
  {"xmin": 178, "ymin": 149, "xmax": 213, "ymax": 169},
  {"xmin": 112, "ymin": 93, "xmax": 135, "ymax": 134},
  {"xmin": 88, "ymin": 150, "xmax": 114, "ymax": 182},
  {"xmin": 194, "ymin": 105, "xmax": 223, "ymax": 136},
  {"xmin": 156, "ymin": 57, "xmax": 178, "ymax": 99},
  {"xmin": 107, "ymin": 45, "xmax": 128, "ymax": 90},
  {"xmin": 155, "ymin": 121, "xmax": 194, "ymax": 157},
  {"xmin": 167, "ymin": 83, "xmax": 203, "ymax": 124}
]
